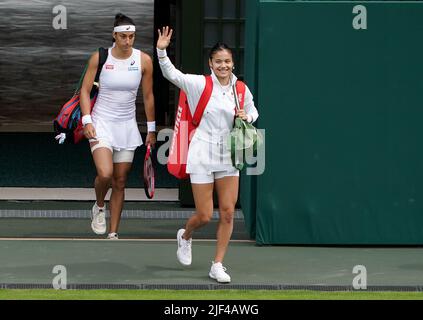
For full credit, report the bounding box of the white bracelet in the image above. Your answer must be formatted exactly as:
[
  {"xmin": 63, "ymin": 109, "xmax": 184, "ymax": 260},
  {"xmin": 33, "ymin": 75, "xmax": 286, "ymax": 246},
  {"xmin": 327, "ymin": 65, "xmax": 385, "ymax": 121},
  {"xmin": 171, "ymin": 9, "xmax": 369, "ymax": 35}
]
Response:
[
  {"xmin": 147, "ymin": 121, "xmax": 156, "ymax": 132},
  {"xmin": 82, "ymin": 115, "xmax": 93, "ymax": 127},
  {"xmin": 156, "ymin": 48, "xmax": 167, "ymax": 59}
]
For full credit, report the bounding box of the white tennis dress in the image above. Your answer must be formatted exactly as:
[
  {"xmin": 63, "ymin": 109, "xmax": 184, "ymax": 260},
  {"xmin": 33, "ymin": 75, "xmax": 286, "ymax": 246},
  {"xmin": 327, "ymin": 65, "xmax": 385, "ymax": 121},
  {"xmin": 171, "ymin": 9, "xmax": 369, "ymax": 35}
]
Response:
[
  {"xmin": 91, "ymin": 47, "xmax": 143, "ymax": 151},
  {"xmin": 158, "ymin": 48, "xmax": 259, "ymax": 174}
]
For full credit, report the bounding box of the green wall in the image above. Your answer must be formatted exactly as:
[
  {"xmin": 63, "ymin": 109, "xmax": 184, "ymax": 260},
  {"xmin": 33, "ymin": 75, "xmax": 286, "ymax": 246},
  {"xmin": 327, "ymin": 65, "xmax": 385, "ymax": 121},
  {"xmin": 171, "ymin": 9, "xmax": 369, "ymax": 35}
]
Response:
[
  {"xmin": 240, "ymin": 0, "xmax": 261, "ymax": 239},
  {"xmin": 245, "ymin": 1, "xmax": 423, "ymax": 244}
]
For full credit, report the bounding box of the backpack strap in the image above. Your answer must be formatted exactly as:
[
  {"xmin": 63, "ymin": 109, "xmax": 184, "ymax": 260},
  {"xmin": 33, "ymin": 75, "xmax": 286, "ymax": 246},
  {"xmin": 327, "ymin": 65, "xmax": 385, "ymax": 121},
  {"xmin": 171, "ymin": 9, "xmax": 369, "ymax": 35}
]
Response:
[{"xmin": 192, "ymin": 75, "xmax": 213, "ymax": 127}]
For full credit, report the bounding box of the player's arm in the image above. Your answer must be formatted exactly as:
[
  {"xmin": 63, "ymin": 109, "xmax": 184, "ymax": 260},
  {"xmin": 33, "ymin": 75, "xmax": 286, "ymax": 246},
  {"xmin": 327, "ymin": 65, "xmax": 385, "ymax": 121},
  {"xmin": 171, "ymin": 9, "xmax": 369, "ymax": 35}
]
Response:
[
  {"xmin": 80, "ymin": 52, "xmax": 99, "ymax": 139},
  {"xmin": 141, "ymin": 52, "xmax": 156, "ymax": 146},
  {"xmin": 156, "ymin": 26, "xmax": 205, "ymax": 96}
]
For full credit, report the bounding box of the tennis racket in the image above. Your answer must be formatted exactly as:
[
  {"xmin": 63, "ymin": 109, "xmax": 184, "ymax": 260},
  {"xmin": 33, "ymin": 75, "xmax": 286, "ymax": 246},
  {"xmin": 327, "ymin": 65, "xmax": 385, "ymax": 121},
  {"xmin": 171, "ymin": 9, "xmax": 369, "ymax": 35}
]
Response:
[{"xmin": 143, "ymin": 143, "xmax": 155, "ymax": 199}]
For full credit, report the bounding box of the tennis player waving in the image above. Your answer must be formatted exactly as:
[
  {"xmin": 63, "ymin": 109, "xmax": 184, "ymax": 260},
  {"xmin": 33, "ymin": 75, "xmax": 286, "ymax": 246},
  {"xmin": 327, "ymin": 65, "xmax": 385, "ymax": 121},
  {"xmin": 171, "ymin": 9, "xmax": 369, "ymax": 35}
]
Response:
[{"xmin": 157, "ymin": 26, "xmax": 259, "ymax": 283}]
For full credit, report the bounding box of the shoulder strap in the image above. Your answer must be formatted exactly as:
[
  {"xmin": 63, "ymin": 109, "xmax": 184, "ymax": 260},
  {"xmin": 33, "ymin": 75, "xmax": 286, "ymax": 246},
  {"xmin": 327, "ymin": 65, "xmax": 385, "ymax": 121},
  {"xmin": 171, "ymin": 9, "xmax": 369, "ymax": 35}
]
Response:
[
  {"xmin": 94, "ymin": 47, "xmax": 108, "ymax": 83},
  {"xmin": 75, "ymin": 47, "xmax": 108, "ymax": 94},
  {"xmin": 234, "ymin": 80, "xmax": 246, "ymax": 110},
  {"xmin": 192, "ymin": 75, "xmax": 213, "ymax": 127}
]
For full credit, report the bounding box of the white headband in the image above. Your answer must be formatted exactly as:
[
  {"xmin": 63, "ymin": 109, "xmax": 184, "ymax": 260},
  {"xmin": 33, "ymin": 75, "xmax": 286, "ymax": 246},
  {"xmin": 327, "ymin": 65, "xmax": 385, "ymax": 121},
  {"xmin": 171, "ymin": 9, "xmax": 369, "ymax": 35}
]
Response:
[{"xmin": 114, "ymin": 25, "xmax": 136, "ymax": 33}]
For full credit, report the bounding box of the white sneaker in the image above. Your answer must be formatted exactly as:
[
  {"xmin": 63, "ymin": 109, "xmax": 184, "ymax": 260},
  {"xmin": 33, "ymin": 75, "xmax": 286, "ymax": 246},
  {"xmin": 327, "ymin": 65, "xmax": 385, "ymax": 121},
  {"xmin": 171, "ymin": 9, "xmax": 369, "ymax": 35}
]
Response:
[
  {"xmin": 91, "ymin": 202, "xmax": 106, "ymax": 235},
  {"xmin": 107, "ymin": 233, "xmax": 119, "ymax": 240},
  {"xmin": 209, "ymin": 261, "xmax": 231, "ymax": 283},
  {"xmin": 176, "ymin": 229, "xmax": 192, "ymax": 266}
]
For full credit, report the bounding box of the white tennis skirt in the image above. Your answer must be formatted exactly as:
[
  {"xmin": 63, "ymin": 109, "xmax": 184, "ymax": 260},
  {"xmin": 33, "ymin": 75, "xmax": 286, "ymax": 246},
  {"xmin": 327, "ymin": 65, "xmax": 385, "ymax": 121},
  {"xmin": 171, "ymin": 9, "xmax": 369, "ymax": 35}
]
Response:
[{"xmin": 90, "ymin": 117, "xmax": 143, "ymax": 151}]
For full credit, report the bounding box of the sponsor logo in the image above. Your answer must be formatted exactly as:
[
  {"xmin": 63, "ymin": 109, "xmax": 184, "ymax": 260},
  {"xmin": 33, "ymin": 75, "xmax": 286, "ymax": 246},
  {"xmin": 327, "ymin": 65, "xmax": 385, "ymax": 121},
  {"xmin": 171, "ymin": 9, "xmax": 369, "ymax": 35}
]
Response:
[
  {"xmin": 106, "ymin": 65, "xmax": 114, "ymax": 70},
  {"xmin": 128, "ymin": 66, "xmax": 139, "ymax": 71},
  {"xmin": 131, "ymin": 60, "xmax": 136, "ymax": 66}
]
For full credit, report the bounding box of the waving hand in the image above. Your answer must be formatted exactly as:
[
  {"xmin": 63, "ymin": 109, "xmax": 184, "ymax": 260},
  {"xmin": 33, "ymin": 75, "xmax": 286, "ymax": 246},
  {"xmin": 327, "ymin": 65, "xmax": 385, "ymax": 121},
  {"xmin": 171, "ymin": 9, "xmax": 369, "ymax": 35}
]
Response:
[{"xmin": 157, "ymin": 26, "xmax": 173, "ymax": 50}]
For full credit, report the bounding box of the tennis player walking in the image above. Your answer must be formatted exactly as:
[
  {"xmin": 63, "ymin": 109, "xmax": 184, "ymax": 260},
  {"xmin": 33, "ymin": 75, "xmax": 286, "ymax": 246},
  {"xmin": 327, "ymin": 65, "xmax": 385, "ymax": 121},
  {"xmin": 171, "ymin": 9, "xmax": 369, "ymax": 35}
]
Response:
[
  {"xmin": 80, "ymin": 13, "xmax": 156, "ymax": 240},
  {"xmin": 157, "ymin": 26, "xmax": 259, "ymax": 283}
]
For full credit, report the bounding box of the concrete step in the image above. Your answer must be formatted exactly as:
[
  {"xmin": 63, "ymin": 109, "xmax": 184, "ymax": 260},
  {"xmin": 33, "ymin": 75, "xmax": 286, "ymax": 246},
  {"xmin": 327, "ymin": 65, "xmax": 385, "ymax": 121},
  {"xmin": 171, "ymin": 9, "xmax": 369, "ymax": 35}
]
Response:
[{"xmin": 0, "ymin": 201, "xmax": 250, "ymax": 240}]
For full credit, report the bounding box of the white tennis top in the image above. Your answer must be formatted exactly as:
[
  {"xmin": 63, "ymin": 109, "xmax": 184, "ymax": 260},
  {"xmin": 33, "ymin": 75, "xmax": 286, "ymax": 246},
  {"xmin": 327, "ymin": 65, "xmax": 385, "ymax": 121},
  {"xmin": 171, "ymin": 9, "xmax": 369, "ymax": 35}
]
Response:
[
  {"xmin": 91, "ymin": 47, "xmax": 143, "ymax": 151},
  {"xmin": 158, "ymin": 48, "xmax": 259, "ymax": 174}
]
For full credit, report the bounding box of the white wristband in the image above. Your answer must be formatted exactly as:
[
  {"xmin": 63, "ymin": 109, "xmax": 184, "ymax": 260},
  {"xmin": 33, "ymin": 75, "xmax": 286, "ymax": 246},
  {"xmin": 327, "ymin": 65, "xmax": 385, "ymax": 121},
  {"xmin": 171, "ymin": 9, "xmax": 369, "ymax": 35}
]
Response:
[
  {"xmin": 156, "ymin": 48, "xmax": 167, "ymax": 59},
  {"xmin": 82, "ymin": 115, "xmax": 92, "ymax": 127},
  {"xmin": 147, "ymin": 121, "xmax": 156, "ymax": 132}
]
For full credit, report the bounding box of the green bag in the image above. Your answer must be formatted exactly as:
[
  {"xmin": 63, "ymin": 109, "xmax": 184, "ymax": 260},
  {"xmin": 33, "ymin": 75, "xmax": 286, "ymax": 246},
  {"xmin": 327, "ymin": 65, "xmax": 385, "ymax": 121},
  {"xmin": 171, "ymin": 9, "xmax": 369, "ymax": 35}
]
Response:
[{"xmin": 227, "ymin": 84, "xmax": 262, "ymax": 170}]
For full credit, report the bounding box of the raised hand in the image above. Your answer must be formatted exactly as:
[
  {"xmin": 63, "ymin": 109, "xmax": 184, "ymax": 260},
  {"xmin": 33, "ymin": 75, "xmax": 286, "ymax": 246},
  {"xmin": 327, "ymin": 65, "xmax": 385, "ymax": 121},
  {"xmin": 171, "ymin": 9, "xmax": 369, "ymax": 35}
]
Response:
[{"xmin": 157, "ymin": 26, "xmax": 173, "ymax": 50}]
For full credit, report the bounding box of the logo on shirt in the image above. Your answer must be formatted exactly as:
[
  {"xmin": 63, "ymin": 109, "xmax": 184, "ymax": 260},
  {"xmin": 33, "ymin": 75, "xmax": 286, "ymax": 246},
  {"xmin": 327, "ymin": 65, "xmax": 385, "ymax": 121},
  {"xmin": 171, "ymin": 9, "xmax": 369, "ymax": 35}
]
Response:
[
  {"xmin": 131, "ymin": 60, "xmax": 136, "ymax": 66},
  {"xmin": 128, "ymin": 66, "xmax": 139, "ymax": 71},
  {"xmin": 105, "ymin": 64, "xmax": 114, "ymax": 70}
]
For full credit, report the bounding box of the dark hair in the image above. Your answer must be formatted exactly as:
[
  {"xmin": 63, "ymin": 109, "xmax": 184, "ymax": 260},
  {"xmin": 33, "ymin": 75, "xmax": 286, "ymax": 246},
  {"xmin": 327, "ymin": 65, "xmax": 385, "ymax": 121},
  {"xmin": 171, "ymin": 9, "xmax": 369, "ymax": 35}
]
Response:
[
  {"xmin": 112, "ymin": 13, "xmax": 135, "ymax": 43},
  {"xmin": 114, "ymin": 13, "xmax": 135, "ymax": 27},
  {"xmin": 209, "ymin": 43, "xmax": 233, "ymax": 60}
]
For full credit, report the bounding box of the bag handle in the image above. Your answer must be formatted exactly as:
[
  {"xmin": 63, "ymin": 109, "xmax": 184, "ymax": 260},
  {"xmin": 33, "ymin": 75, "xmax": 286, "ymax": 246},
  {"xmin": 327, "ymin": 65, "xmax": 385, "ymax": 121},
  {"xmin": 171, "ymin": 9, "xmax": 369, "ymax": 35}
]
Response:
[{"xmin": 232, "ymin": 83, "xmax": 240, "ymax": 112}]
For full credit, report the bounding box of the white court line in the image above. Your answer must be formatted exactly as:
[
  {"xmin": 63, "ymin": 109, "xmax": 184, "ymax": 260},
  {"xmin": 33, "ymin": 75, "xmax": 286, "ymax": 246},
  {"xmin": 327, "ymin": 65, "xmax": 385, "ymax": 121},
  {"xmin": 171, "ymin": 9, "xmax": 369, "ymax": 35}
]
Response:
[{"xmin": 0, "ymin": 237, "xmax": 254, "ymax": 243}]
